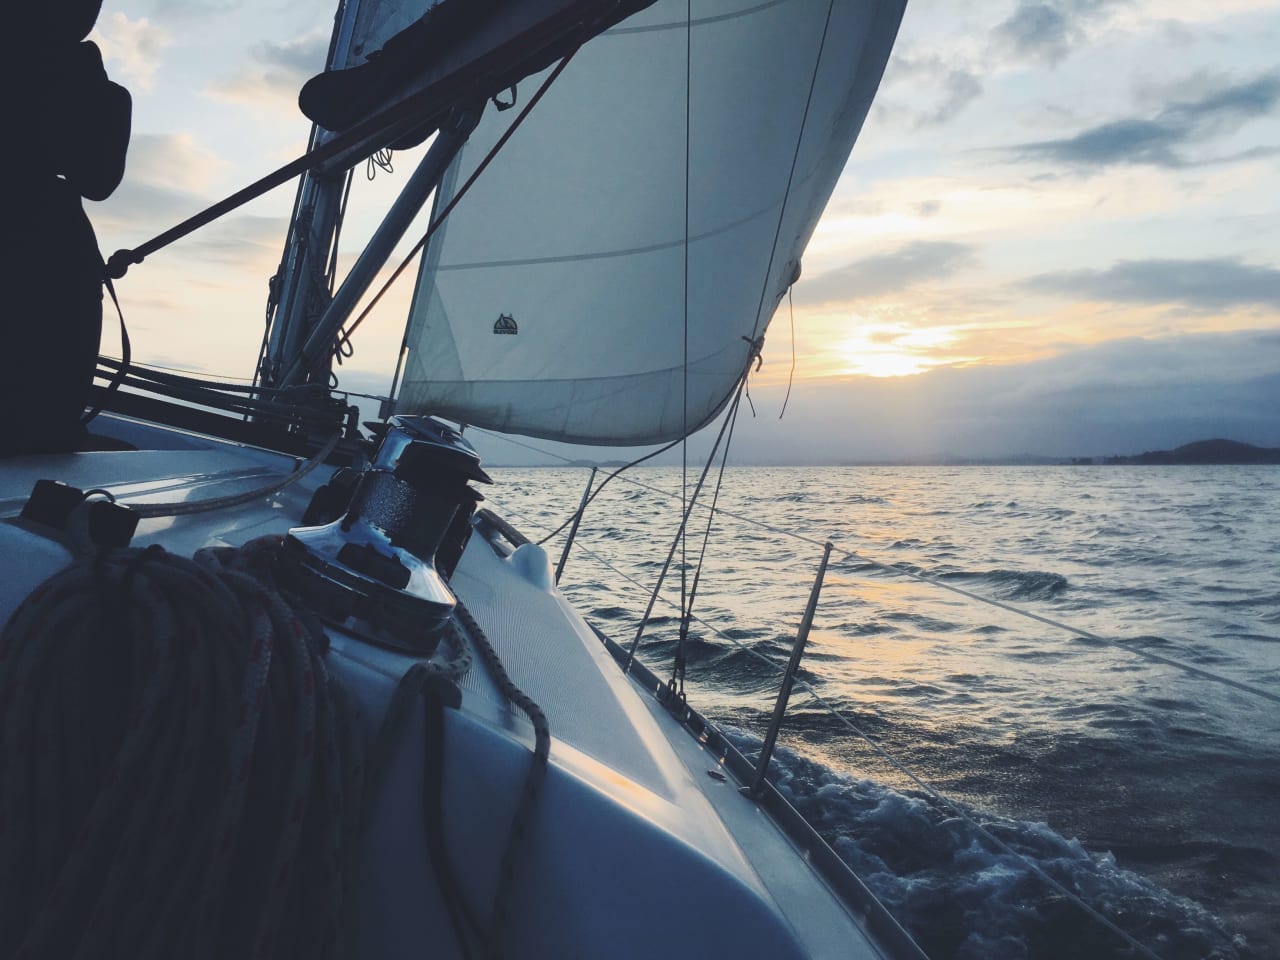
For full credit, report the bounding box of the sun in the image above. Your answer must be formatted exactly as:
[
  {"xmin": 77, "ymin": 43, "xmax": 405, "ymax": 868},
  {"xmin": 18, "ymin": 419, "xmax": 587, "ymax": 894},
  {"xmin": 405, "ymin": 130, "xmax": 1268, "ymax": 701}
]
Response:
[{"xmin": 831, "ymin": 324, "xmax": 967, "ymax": 378}]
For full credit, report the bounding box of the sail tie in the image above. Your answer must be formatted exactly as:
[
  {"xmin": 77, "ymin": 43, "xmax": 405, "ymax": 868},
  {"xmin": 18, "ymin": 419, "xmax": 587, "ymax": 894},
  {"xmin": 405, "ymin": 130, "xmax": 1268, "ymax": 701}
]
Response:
[{"xmin": 491, "ymin": 84, "xmax": 518, "ymax": 111}]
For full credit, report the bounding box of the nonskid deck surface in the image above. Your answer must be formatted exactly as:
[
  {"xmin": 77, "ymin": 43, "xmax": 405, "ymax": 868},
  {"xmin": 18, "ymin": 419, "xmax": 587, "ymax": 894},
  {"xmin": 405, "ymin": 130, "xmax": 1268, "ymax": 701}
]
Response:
[{"xmin": 0, "ymin": 430, "xmax": 899, "ymax": 959}]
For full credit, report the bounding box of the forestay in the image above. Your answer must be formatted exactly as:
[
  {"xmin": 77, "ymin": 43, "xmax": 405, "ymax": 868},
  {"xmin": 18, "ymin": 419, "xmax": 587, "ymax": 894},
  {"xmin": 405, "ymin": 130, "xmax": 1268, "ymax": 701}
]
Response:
[{"xmin": 397, "ymin": 0, "xmax": 905, "ymax": 446}]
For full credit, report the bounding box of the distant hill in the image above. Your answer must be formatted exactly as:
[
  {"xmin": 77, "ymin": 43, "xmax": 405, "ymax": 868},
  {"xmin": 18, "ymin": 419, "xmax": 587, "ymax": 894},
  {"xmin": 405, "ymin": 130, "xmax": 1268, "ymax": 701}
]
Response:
[{"xmin": 1130, "ymin": 439, "xmax": 1280, "ymax": 465}]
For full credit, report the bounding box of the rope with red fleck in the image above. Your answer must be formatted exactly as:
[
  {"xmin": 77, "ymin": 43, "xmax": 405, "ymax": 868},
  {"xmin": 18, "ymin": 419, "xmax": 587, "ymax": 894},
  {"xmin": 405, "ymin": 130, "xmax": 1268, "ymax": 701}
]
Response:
[{"xmin": 0, "ymin": 537, "xmax": 365, "ymax": 960}]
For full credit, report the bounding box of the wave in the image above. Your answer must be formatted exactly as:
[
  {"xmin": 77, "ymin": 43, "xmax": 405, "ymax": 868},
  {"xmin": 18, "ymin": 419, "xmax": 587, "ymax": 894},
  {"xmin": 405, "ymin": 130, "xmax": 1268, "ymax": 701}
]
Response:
[
  {"xmin": 941, "ymin": 569, "xmax": 1070, "ymax": 602},
  {"xmin": 726, "ymin": 732, "xmax": 1248, "ymax": 960}
]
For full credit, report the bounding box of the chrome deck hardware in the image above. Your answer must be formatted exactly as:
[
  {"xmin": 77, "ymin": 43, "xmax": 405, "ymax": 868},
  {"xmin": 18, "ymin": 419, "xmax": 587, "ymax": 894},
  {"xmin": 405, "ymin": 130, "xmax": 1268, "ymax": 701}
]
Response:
[{"xmin": 280, "ymin": 416, "xmax": 490, "ymax": 653}]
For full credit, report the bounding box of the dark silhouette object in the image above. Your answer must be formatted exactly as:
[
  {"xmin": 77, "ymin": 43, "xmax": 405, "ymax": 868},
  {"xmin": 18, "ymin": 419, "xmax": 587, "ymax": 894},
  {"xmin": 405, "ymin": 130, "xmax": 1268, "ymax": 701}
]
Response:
[
  {"xmin": 1, "ymin": 1, "xmax": 130, "ymax": 455},
  {"xmin": 299, "ymin": 0, "xmax": 505, "ymax": 137},
  {"xmin": 1132, "ymin": 439, "xmax": 1280, "ymax": 465}
]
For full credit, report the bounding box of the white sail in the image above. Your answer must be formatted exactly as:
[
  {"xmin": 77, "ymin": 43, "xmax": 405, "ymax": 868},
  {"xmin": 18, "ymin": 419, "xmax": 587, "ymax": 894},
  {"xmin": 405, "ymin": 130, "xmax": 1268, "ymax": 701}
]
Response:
[{"xmin": 397, "ymin": 0, "xmax": 905, "ymax": 445}]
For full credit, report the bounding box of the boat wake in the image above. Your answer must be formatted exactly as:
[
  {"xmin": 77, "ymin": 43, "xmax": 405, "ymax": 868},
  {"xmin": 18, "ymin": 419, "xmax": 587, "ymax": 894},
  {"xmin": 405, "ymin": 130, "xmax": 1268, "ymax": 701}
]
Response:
[{"xmin": 724, "ymin": 730, "xmax": 1249, "ymax": 960}]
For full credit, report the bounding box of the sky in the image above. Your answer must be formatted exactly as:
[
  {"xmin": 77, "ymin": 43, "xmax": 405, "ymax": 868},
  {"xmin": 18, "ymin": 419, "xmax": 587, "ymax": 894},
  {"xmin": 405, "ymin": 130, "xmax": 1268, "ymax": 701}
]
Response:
[{"xmin": 87, "ymin": 0, "xmax": 1280, "ymax": 463}]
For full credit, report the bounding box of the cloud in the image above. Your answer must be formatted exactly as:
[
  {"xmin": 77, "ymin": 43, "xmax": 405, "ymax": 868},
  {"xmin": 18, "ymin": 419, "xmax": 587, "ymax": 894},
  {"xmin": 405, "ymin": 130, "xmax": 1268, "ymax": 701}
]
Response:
[
  {"xmin": 880, "ymin": 55, "xmax": 985, "ymax": 128},
  {"xmin": 123, "ymin": 133, "xmax": 226, "ymax": 195},
  {"xmin": 1010, "ymin": 70, "xmax": 1280, "ymax": 169},
  {"xmin": 993, "ymin": 0, "xmax": 1129, "ymax": 66},
  {"xmin": 154, "ymin": 0, "xmax": 245, "ymax": 14},
  {"xmin": 722, "ymin": 329, "xmax": 1280, "ymax": 462},
  {"xmin": 91, "ymin": 12, "xmax": 172, "ymax": 92},
  {"xmin": 177, "ymin": 213, "xmax": 291, "ymax": 269},
  {"xmin": 499, "ymin": 330, "xmax": 1280, "ymax": 465},
  {"xmin": 919, "ymin": 69, "xmax": 984, "ymax": 128},
  {"xmin": 88, "ymin": 135, "xmax": 290, "ymax": 279},
  {"xmin": 795, "ymin": 241, "xmax": 979, "ymax": 306},
  {"xmin": 206, "ymin": 33, "xmax": 329, "ymax": 113},
  {"xmin": 1022, "ymin": 256, "xmax": 1280, "ymax": 310},
  {"xmin": 91, "ymin": 133, "xmax": 230, "ymax": 247}
]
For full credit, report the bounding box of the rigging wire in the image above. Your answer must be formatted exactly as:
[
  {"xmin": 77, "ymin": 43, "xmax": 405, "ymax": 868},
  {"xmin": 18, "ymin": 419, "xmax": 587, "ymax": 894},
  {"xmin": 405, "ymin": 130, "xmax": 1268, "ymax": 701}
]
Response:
[
  {"xmin": 670, "ymin": 384, "xmax": 745, "ymax": 698},
  {"xmin": 745, "ymin": 0, "xmax": 837, "ymax": 351},
  {"xmin": 677, "ymin": 0, "xmax": 693, "ymax": 701},
  {"xmin": 779, "ymin": 284, "xmax": 796, "ymax": 419},
  {"xmin": 487, "ymin": 501, "xmax": 1166, "ymax": 960},
  {"xmin": 624, "ymin": 377, "xmax": 750, "ymax": 672},
  {"xmin": 537, "ymin": 462, "xmax": 1280, "ymax": 709},
  {"xmin": 527, "ymin": 436, "xmax": 685, "ymax": 545},
  {"xmin": 329, "ymin": 167, "xmax": 356, "ymax": 292}
]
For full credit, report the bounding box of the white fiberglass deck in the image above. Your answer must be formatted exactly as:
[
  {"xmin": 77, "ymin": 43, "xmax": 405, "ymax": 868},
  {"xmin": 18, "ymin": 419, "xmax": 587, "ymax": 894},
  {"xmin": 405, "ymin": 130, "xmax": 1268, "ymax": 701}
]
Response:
[{"xmin": 0, "ymin": 422, "xmax": 901, "ymax": 959}]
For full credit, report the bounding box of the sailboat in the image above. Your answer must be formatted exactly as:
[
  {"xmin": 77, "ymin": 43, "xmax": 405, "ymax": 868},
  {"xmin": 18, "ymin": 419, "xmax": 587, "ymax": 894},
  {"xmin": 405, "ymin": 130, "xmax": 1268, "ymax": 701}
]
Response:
[{"xmin": 0, "ymin": 0, "xmax": 919, "ymax": 957}]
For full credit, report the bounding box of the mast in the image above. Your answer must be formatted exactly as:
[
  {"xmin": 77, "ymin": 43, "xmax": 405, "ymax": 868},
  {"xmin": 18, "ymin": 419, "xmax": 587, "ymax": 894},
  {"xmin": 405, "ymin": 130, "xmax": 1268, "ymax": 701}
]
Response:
[
  {"xmin": 257, "ymin": 0, "xmax": 367, "ymax": 391},
  {"xmin": 258, "ymin": 0, "xmax": 665, "ymax": 397}
]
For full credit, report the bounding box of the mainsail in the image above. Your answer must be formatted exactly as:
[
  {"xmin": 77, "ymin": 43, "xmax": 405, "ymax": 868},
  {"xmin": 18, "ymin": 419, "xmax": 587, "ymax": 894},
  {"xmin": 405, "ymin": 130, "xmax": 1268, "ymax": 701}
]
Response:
[{"xmin": 397, "ymin": 0, "xmax": 906, "ymax": 445}]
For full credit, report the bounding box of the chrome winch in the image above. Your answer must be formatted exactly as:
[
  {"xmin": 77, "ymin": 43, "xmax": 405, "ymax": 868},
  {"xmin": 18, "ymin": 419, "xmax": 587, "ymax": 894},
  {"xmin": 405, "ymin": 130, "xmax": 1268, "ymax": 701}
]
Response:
[{"xmin": 280, "ymin": 416, "xmax": 490, "ymax": 653}]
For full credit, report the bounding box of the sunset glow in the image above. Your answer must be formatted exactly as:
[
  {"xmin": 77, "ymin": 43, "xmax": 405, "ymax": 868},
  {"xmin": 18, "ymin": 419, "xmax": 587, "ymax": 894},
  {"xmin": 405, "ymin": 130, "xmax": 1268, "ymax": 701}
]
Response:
[{"xmin": 84, "ymin": 0, "xmax": 1280, "ymax": 461}]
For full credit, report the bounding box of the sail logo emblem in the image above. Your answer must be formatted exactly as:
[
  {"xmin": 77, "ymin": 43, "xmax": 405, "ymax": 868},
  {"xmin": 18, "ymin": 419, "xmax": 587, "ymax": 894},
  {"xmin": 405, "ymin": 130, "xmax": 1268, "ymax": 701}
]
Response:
[{"xmin": 493, "ymin": 314, "xmax": 518, "ymax": 335}]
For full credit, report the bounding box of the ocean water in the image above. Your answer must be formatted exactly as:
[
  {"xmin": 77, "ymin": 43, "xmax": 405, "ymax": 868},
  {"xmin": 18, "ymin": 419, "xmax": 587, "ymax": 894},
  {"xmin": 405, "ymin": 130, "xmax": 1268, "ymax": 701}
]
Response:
[{"xmin": 487, "ymin": 465, "xmax": 1280, "ymax": 960}]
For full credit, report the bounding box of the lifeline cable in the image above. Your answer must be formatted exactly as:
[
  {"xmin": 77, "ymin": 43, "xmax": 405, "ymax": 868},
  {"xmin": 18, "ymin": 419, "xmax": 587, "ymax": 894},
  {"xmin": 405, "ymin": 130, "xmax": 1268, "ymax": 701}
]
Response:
[
  {"xmin": 487, "ymin": 502, "xmax": 1167, "ymax": 960},
  {"xmin": 93, "ymin": 361, "xmax": 341, "ymax": 431},
  {"xmin": 560, "ymin": 463, "xmax": 1280, "ymax": 710},
  {"xmin": 473, "ymin": 425, "xmax": 1267, "ymax": 713}
]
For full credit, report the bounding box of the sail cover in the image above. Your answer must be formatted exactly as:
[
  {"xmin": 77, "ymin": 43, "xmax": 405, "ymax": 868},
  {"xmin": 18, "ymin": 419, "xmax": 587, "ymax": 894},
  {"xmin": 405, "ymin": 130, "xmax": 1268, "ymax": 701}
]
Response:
[
  {"xmin": 345, "ymin": 0, "xmax": 436, "ymax": 65},
  {"xmin": 397, "ymin": 0, "xmax": 906, "ymax": 445}
]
